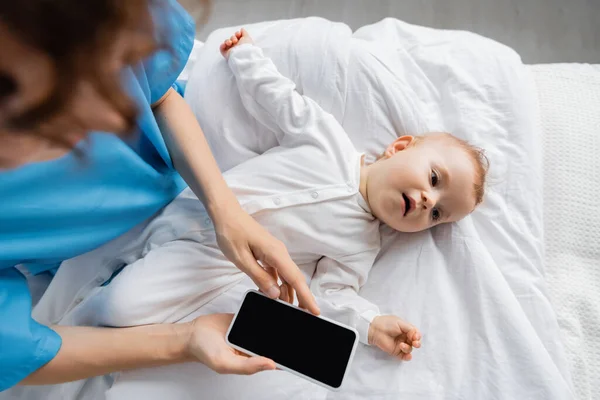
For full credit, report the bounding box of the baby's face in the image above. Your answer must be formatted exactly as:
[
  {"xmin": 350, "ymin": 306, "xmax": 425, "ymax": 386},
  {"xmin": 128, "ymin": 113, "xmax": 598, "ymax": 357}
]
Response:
[{"xmin": 365, "ymin": 136, "xmax": 477, "ymax": 233}]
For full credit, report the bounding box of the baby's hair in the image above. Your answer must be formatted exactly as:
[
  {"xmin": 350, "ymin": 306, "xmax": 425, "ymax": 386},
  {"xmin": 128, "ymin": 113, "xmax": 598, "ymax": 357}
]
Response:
[{"xmin": 413, "ymin": 133, "xmax": 489, "ymax": 206}]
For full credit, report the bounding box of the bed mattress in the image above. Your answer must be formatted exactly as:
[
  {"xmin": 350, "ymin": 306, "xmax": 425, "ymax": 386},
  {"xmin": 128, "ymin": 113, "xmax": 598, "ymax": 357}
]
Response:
[{"xmin": 530, "ymin": 63, "xmax": 600, "ymax": 400}]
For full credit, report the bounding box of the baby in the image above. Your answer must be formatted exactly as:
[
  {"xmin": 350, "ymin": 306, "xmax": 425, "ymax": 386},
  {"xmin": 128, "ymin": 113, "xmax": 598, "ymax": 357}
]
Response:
[{"xmin": 74, "ymin": 29, "xmax": 487, "ymax": 362}]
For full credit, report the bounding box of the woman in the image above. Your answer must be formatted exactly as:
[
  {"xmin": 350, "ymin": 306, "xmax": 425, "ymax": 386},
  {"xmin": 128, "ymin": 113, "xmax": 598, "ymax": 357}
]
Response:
[{"xmin": 0, "ymin": 0, "xmax": 319, "ymax": 391}]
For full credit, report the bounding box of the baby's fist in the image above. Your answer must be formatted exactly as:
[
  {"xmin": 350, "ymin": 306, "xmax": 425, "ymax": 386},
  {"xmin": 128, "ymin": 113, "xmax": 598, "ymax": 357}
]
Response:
[
  {"xmin": 368, "ymin": 315, "xmax": 421, "ymax": 361},
  {"xmin": 220, "ymin": 28, "xmax": 254, "ymax": 60}
]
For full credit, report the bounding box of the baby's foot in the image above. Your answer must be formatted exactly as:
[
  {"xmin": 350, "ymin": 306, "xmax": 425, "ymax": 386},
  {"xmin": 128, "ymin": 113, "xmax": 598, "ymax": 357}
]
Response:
[{"xmin": 220, "ymin": 28, "xmax": 254, "ymax": 60}]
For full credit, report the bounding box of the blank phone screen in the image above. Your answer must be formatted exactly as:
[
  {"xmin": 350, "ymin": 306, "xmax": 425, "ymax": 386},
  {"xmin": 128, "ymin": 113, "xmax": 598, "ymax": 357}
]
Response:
[{"xmin": 228, "ymin": 291, "xmax": 357, "ymax": 389}]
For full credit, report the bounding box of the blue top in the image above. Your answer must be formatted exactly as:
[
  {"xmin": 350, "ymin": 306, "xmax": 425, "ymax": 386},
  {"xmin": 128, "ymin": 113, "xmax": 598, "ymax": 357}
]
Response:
[{"xmin": 0, "ymin": 0, "xmax": 195, "ymax": 391}]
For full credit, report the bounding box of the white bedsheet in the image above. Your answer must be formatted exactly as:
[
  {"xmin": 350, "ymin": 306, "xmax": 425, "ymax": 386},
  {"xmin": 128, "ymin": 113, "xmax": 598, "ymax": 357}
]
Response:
[
  {"xmin": 531, "ymin": 63, "xmax": 600, "ymax": 400},
  {"xmin": 107, "ymin": 19, "xmax": 574, "ymax": 400}
]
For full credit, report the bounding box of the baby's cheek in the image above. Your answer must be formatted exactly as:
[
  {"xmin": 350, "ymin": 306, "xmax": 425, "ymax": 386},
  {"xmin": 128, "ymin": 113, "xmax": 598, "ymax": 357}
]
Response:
[
  {"xmin": 420, "ymin": 215, "xmax": 433, "ymax": 232},
  {"xmin": 380, "ymin": 197, "xmax": 399, "ymax": 226}
]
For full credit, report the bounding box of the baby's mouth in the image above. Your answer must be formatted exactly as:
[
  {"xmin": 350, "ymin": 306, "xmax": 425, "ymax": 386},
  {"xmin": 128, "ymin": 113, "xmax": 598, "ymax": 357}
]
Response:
[{"xmin": 402, "ymin": 193, "xmax": 411, "ymax": 216}]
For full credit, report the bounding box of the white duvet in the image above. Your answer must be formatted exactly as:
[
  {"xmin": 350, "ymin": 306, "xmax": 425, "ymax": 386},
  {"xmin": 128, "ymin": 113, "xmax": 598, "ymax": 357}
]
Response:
[
  {"xmin": 6, "ymin": 18, "xmax": 573, "ymax": 400},
  {"xmin": 104, "ymin": 19, "xmax": 575, "ymax": 400}
]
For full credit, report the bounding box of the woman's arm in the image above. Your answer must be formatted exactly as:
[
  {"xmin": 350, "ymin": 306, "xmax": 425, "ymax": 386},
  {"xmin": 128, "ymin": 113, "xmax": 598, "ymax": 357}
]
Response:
[
  {"xmin": 21, "ymin": 313, "xmax": 274, "ymax": 385},
  {"xmin": 152, "ymin": 88, "xmax": 319, "ymax": 314},
  {"xmin": 22, "ymin": 323, "xmax": 190, "ymax": 385}
]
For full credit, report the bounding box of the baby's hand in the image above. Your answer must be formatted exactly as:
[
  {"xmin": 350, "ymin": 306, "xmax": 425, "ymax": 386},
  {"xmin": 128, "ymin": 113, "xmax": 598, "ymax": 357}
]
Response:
[
  {"xmin": 368, "ymin": 315, "xmax": 422, "ymax": 361},
  {"xmin": 220, "ymin": 28, "xmax": 254, "ymax": 60}
]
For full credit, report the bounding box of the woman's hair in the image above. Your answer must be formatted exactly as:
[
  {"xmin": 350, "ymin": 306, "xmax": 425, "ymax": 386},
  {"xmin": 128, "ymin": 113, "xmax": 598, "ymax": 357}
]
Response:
[{"xmin": 0, "ymin": 0, "xmax": 210, "ymax": 137}]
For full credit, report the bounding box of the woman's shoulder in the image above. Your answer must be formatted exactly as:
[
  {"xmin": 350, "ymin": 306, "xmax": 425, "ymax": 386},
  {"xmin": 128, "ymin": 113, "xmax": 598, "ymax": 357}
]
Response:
[{"xmin": 135, "ymin": 0, "xmax": 196, "ymax": 104}]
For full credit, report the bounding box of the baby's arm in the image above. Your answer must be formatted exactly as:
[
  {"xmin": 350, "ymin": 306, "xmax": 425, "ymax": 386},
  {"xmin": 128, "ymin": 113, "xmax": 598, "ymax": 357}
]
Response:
[
  {"xmin": 221, "ymin": 29, "xmax": 351, "ymax": 151},
  {"xmin": 311, "ymin": 254, "xmax": 421, "ymax": 360}
]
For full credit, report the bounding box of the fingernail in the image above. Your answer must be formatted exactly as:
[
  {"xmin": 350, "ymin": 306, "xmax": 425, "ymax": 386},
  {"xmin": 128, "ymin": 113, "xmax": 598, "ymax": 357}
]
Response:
[{"xmin": 266, "ymin": 285, "xmax": 280, "ymax": 298}]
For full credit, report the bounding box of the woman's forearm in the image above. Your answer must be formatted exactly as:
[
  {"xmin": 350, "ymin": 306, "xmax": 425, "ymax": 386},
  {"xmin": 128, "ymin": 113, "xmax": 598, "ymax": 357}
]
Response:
[
  {"xmin": 21, "ymin": 323, "xmax": 192, "ymax": 385},
  {"xmin": 152, "ymin": 87, "xmax": 319, "ymax": 314},
  {"xmin": 153, "ymin": 88, "xmax": 239, "ymax": 221}
]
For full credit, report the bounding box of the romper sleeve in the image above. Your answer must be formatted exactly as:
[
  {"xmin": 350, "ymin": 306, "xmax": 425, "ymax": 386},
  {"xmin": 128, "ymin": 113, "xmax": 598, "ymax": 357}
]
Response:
[
  {"xmin": 310, "ymin": 251, "xmax": 382, "ymax": 345},
  {"xmin": 227, "ymin": 44, "xmax": 354, "ymax": 153},
  {"xmin": 0, "ymin": 268, "xmax": 62, "ymax": 391}
]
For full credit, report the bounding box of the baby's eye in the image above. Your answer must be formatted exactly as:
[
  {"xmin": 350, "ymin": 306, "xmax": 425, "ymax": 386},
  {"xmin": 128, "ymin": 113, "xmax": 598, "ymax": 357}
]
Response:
[
  {"xmin": 432, "ymin": 208, "xmax": 441, "ymax": 221},
  {"xmin": 431, "ymin": 170, "xmax": 439, "ymax": 187}
]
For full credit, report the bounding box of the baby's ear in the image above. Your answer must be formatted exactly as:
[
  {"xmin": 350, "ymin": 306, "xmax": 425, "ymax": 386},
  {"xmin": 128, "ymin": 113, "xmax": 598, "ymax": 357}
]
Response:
[{"xmin": 383, "ymin": 136, "xmax": 415, "ymax": 158}]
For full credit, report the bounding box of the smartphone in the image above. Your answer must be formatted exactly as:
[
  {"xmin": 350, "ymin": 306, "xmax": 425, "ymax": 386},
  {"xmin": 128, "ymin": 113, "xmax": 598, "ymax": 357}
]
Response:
[{"xmin": 226, "ymin": 290, "xmax": 358, "ymax": 391}]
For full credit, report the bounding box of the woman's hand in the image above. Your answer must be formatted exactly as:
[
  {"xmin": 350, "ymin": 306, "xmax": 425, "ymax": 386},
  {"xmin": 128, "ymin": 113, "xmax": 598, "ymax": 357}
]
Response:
[
  {"xmin": 153, "ymin": 88, "xmax": 319, "ymax": 315},
  {"xmin": 186, "ymin": 313, "xmax": 276, "ymax": 375},
  {"xmin": 213, "ymin": 204, "xmax": 320, "ymax": 315},
  {"xmin": 22, "ymin": 314, "xmax": 276, "ymax": 385}
]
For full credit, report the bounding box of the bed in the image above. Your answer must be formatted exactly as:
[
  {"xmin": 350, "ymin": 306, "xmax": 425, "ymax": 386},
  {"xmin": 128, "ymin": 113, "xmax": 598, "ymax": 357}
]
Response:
[
  {"xmin": 530, "ymin": 63, "xmax": 600, "ymax": 400},
  {"xmin": 4, "ymin": 18, "xmax": 598, "ymax": 400},
  {"xmin": 106, "ymin": 19, "xmax": 595, "ymax": 400}
]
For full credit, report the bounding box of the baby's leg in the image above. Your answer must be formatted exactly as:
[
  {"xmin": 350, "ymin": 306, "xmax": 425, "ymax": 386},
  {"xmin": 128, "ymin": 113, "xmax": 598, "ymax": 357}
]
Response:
[{"xmin": 71, "ymin": 230, "xmax": 244, "ymax": 327}]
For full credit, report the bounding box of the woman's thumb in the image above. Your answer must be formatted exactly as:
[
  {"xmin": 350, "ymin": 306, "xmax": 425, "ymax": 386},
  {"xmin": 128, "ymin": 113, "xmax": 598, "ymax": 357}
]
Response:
[{"xmin": 232, "ymin": 356, "xmax": 276, "ymax": 375}]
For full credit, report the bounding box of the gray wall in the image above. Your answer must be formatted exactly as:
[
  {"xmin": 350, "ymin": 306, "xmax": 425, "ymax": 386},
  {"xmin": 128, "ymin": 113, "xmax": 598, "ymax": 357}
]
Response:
[{"xmin": 187, "ymin": 0, "xmax": 600, "ymax": 64}]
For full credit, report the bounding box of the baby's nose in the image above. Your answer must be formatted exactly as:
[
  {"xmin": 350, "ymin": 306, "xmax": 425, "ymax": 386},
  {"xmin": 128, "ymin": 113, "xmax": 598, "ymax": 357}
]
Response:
[{"xmin": 421, "ymin": 192, "xmax": 436, "ymax": 210}]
